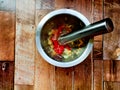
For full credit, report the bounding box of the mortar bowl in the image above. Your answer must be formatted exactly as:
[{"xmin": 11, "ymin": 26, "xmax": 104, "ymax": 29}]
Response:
[{"xmin": 36, "ymin": 9, "xmax": 93, "ymax": 68}]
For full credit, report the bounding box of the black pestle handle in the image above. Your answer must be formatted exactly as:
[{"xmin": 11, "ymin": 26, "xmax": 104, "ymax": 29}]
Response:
[{"xmin": 58, "ymin": 18, "xmax": 114, "ymax": 45}]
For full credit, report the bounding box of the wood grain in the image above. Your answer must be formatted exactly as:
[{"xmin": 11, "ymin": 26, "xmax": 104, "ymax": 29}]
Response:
[
  {"xmin": 93, "ymin": 0, "xmax": 103, "ymax": 22},
  {"xmin": 35, "ymin": 10, "xmax": 53, "ymax": 24},
  {"xmin": 36, "ymin": 0, "xmax": 55, "ymax": 9},
  {"xmin": 93, "ymin": 1, "xmax": 104, "ymax": 90},
  {"xmin": 103, "ymin": 60, "xmax": 120, "ymax": 82},
  {"xmin": 34, "ymin": 10, "xmax": 55, "ymax": 90},
  {"xmin": 15, "ymin": 0, "xmax": 35, "ymax": 85},
  {"xmin": 34, "ymin": 52, "xmax": 55, "ymax": 90},
  {"xmin": 0, "ymin": 62, "xmax": 14, "ymax": 90},
  {"xmin": 71, "ymin": 0, "xmax": 93, "ymax": 90},
  {"xmin": 14, "ymin": 85, "xmax": 33, "ymax": 90},
  {"xmin": 55, "ymin": 0, "xmax": 92, "ymax": 22},
  {"xmin": 54, "ymin": 1, "xmax": 74, "ymax": 90},
  {"xmin": 103, "ymin": 0, "xmax": 120, "ymax": 60},
  {"xmin": 93, "ymin": 0, "xmax": 103, "ymax": 59},
  {"xmin": 0, "ymin": 0, "xmax": 118, "ymax": 90},
  {"xmin": 93, "ymin": 60, "xmax": 103, "ymax": 90},
  {"xmin": 55, "ymin": 67, "xmax": 73, "ymax": 90},
  {"xmin": 54, "ymin": 0, "xmax": 92, "ymax": 90},
  {"xmin": 74, "ymin": 58, "xmax": 92, "ymax": 90},
  {"xmin": 0, "ymin": 11, "xmax": 15, "ymax": 61},
  {"xmin": 55, "ymin": 0, "xmax": 76, "ymax": 9},
  {"xmin": 93, "ymin": 41, "xmax": 103, "ymax": 59},
  {"xmin": 104, "ymin": 82, "xmax": 120, "ymax": 90}
]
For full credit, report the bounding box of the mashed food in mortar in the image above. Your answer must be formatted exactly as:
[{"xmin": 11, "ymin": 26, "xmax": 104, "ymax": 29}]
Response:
[{"xmin": 47, "ymin": 24, "xmax": 88, "ymax": 62}]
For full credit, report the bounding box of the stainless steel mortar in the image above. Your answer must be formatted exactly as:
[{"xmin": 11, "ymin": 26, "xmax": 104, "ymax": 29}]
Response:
[{"xmin": 36, "ymin": 9, "xmax": 93, "ymax": 68}]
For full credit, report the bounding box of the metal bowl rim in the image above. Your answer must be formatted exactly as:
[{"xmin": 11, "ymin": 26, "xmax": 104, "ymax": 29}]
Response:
[{"xmin": 36, "ymin": 9, "xmax": 93, "ymax": 68}]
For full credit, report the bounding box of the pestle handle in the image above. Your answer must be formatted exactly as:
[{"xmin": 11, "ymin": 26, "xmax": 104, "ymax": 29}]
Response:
[{"xmin": 58, "ymin": 18, "xmax": 114, "ymax": 45}]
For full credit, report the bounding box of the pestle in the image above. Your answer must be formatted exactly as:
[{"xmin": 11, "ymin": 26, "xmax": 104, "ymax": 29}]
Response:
[{"xmin": 58, "ymin": 18, "xmax": 114, "ymax": 45}]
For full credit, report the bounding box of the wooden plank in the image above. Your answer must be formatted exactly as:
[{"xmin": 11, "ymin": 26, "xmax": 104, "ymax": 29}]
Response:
[
  {"xmin": 93, "ymin": 1, "xmax": 104, "ymax": 90},
  {"xmin": 14, "ymin": 85, "xmax": 33, "ymax": 90},
  {"xmin": 15, "ymin": 0, "xmax": 35, "ymax": 85},
  {"xmin": 0, "ymin": 62, "xmax": 14, "ymax": 90},
  {"xmin": 34, "ymin": 10, "xmax": 55, "ymax": 90},
  {"xmin": 103, "ymin": 0, "xmax": 120, "ymax": 60},
  {"xmin": 35, "ymin": 10, "xmax": 53, "ymax": 24},
  {"xmin": 71, "ymin": 0, "xmax": 93, "ymax": 90},
  {"xmin": 93, "ymin": 41, "xmax": 103, "ymax": 59},
  {"xmin": 93, "ymin": 0, "xmax": 103, "ymax": 22},
  {"xmin": 34, "ymin": 52, "xmax": 55, "ymax": 90},
  {"xmin": 103, "ymin": 60, "xmax": 120, "ymax": 82},
  {"xmin": 0, "ymin": 11, "xmax": 15, "ymax": 61},
  {"xmin": 15, "ymin": 24, "xmax": 35, "ymax": 85},
  {"xmin": 55, "ymin": 0, "xmax": 93, "ymax": 22},
  {"xmin": 35, "ymin": 1, "xmax": 83, "ymax": 90},
  {"xmin": 93, "ymin": 0, "xmax": 103, "ymax": 59},
  {"xmin": 93, "ymin": 0, "xmax": 103, "ymax": 44},
  {"xmin": 55, "ymin": 0, "xmax": 76, "ymax": 9},
  {"xmin": 93, "ymin": 60, "xmax": 103, "ymax": 90},
  {"xmin": 74, "ymin": 58, "xmax": 92, "ymax": 90},
  {"xmin": 55, "ymin": 0, "xmax": 93, "ymax": 90},
  {"xmin": 104, "ymin": 82, "xmax": 120, "ymax": 90},
  {"xmin": 55, "ymin": 67, "xmax": 73, "ymax": 90},
  {"xmin": 36, "ymin": 0, "xmax": 55, "ymax": 9},
  {"xmin": 54, "ymin": 1, "xmax": 81, "ymax": 89},
  {"xmin": 0, "ymin": 0, "xmax": 16, "ymax": 11}
]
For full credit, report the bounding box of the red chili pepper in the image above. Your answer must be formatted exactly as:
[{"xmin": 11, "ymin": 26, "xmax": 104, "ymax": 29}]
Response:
[
  {"xmin": 58, "ymin": 25, "xmax": 64, "ymax": 35},
  {"xmin": 51, "ymin": 25, "xmax": 71, "ymax": 55},
  {"xmin": 54, "ymin": 44, "xmax": 64, "ymax": 55},
  {"xmin": 51, "ymin": 38, "xmax": 64, "ymax": 55},
  {"xmin": 65, "ymin": 45, "xmax": 71, "ymax": 50}
]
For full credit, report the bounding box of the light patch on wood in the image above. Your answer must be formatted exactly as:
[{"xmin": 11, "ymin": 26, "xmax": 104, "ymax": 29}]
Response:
[
  {"xmin": 16, "ymin": 0, "xmax": 35, "ymax": 25},
  {"xmin": 15, "ymin": 0, "xmax": 35, "ymax": 85},
  {"xmin": 0, "ymin": 0, "xmax": 16, "ymax": 11},
  {"xmin": 112, "ymin": 48, "xmax": 120, "ymax": 60},
  {"xmin": 15, "ymin": 24, "xmax": 35, "ymax": 85},
  {"xmin": 36, "ymin": 0, "xmax": 55, "ymax": 9}
]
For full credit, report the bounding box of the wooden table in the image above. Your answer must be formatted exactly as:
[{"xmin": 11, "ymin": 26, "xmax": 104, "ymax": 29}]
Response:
[{"xmin": 0, "ymin": 0, "xmax": 120, "ymax": 90}]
